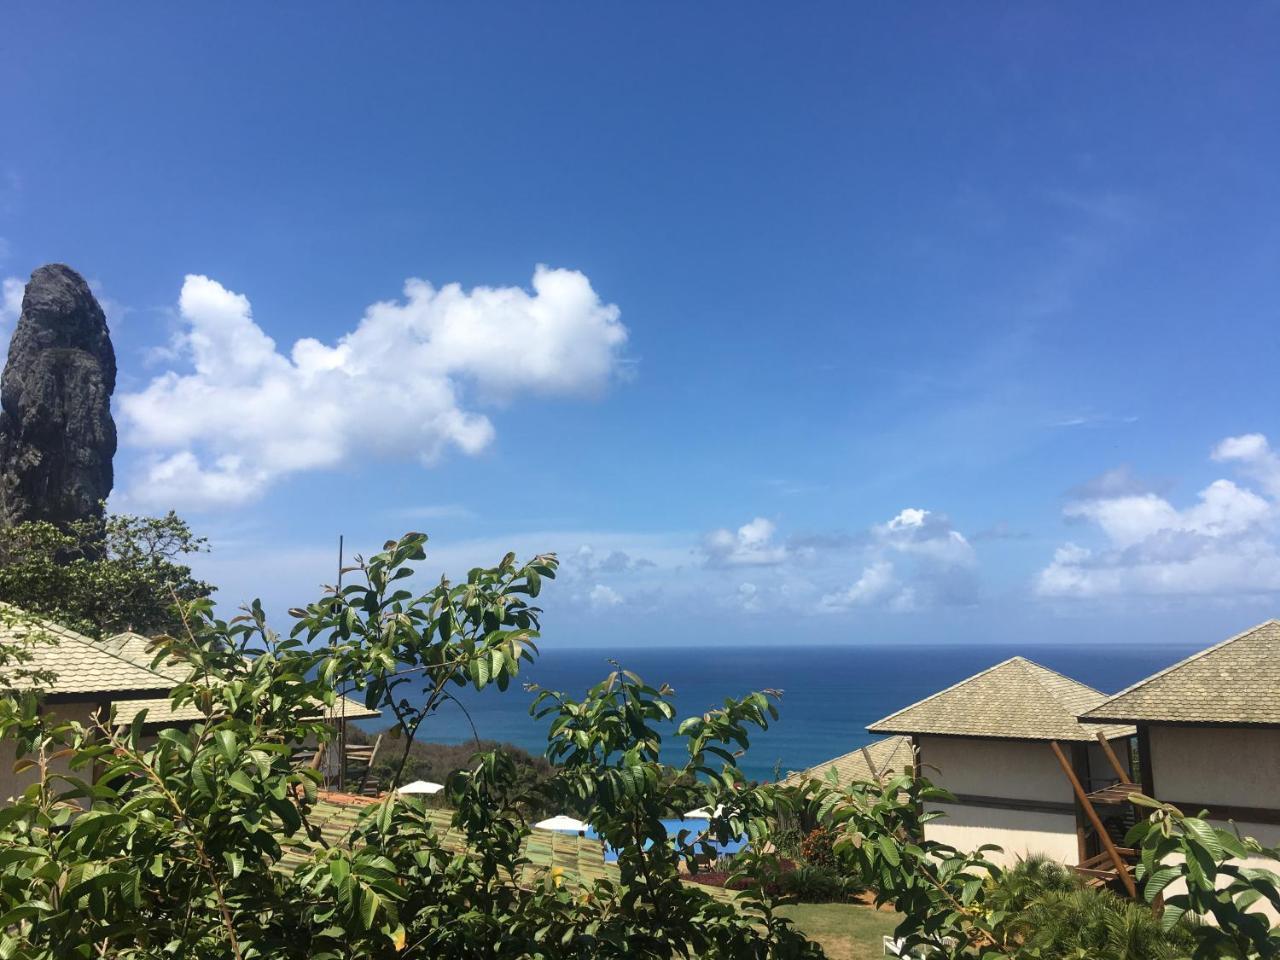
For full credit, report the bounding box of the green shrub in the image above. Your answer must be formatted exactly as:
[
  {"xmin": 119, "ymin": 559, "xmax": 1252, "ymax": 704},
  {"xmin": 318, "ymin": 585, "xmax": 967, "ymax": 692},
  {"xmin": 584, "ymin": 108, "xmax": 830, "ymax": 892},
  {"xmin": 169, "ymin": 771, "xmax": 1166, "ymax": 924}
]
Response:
[
  {"xmin": 777, "ymin": 864, "xmax": 855, "ymax": 903},
  {"xmin": 1016, "ymin": 886, "xmax": 1195, "ymax": 960},
  {"xmin": 984, "ymin": 853, "xmax": 1081, "ymax": 923},
  {"xmin": 799, "ymin": 826, "xmax": 837, "ymax": 870},
  {"xmin": 982, "ymin": 853, "xmax": 1198, "ymax": 960}
]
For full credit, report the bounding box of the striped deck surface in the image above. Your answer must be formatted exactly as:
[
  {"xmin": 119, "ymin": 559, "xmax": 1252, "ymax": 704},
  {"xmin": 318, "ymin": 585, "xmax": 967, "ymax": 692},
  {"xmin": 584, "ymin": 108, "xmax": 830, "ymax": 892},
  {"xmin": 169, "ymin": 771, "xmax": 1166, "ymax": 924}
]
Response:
[
  {"xmin": 280, "ymin": 795, "xmax": 734, "ymax": 901},
  {"xmin": 280, "ymin": 797, "xmax": 615, "ymax": 889}
]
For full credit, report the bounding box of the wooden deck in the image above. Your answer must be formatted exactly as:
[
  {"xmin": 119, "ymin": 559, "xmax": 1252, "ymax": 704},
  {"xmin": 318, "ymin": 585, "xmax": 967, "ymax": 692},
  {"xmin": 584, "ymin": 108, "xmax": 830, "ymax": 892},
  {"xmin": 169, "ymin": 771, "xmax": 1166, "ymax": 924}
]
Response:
[{"xmin": 279, "ymin": 793, "xmax": 733, "ymax": 899}]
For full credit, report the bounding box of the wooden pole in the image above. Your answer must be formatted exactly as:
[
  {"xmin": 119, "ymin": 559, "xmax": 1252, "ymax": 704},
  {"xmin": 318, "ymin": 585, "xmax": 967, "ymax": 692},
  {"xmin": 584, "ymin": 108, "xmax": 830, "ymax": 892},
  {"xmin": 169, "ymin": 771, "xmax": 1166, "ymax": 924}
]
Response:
[
  {"xmin": 1070, "ymin": 743, "xmax": 1092, "ymax": 865},
  {"xmin": 1136, "ymin": 725, "xmax": 1155, "ymax": 798},
  {"xmin": 1095, "ymin": 732, "xmax": 1133, "ymax": 785},
  {"xmin": 1050, "ymin": 740, "xmax": 1137, "ymax": 899},
  {"xmin": 860, "ymin": 746, "xmax": 884, "ymax": 787}
]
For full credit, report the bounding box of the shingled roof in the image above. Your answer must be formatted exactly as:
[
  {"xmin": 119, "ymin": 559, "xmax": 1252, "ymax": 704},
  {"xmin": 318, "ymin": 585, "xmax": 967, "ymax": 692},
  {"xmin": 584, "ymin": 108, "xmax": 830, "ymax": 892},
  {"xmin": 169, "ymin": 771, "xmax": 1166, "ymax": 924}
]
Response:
[
  {"xmin": 867, "ymin": 657, "xmax": 1134, "ymax": 742},
  {"xmin": 781, "ymin": 735, "xmax": 914, "ymax": 788},
  {"xmin": 100, "ymin": 632, "xmax": 381, "ymax": 726},
  {"xmin": 0, "ymin": 607, "xmax": 172, "ymax": 698},
  {"xmin": 113, "ymin": 692, "xmax": 381, "ymax": 728},
  {"xmin": 99, "ymin": 631, "xmax": 170, "ymax": 674},
  {"xmin": 1080, "ymin": 619, "xmax": 1280, "ymax": 726}
]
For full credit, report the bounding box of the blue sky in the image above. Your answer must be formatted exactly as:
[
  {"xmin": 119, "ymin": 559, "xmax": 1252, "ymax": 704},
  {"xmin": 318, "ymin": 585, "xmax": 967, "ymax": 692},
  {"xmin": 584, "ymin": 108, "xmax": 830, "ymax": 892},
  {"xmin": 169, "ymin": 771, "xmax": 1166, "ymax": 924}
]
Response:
[{"xmin": 2, "ymin": 3, "xmax": 1280, "ymax": 648}]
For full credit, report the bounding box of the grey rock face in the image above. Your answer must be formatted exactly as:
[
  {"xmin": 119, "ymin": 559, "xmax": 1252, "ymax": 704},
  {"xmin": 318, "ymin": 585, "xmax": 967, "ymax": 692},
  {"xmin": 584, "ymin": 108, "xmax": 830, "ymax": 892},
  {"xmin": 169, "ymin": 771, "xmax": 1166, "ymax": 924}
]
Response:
[{"xmin": 0, "ymin": 264, "xmax": 117, "ymax": 526}]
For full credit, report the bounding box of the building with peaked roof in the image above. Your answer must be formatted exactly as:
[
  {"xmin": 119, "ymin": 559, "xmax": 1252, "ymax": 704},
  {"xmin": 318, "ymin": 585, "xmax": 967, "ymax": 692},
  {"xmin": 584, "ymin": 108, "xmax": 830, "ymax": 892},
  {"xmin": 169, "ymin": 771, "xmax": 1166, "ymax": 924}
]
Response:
[
  {"xmin": 0, "ymin": 608, "xmax": 174, "ymax": 801},
  {"xmin": 0, "ymin": 609, "xmax": 175, "ymax": 702},
  {"xmin": 0, "ymin": 612, "xmax": 383, "ymax": 803},
  {"xmin": 98, "ymin": 631, "xmax": 381, "ymax": 730},
  {"xmin": 867, "ymin": 657, "xmax": 1135, "ymax": 868},
  {"xmin": 781, "ymin": 735, "xmax": 915, "ymax": 789},
  {"xmin": 1080, "ymin": 619, "xmax": 1280, "ymax": 918}
]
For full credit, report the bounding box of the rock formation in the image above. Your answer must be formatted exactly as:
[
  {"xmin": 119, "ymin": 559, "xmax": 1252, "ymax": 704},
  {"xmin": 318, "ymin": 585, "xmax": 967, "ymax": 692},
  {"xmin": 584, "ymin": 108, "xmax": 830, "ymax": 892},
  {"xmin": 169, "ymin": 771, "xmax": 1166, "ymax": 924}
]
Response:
[{"xmin": 0, "ymin": 264, "xmax": 117, "ymax": 527}]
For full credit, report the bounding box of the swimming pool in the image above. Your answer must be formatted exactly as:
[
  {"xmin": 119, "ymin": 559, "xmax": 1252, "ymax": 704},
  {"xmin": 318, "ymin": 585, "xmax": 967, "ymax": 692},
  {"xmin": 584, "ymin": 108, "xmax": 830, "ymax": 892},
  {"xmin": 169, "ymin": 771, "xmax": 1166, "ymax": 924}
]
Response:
[{"xmin": 551, "ymin": 817, "xmax": 747, "ymax": 863}]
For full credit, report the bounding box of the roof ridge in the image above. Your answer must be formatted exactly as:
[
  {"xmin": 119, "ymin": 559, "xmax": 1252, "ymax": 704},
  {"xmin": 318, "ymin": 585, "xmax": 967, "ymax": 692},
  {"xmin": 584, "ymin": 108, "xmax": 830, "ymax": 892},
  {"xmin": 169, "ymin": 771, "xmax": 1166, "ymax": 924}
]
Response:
[
  {"xmin": 1081, "ymin": 618, "xmax": 1280, "ymax": 719},
  {"xmin": 1015, "ymin": 656, "xmax": 1108, "ymax": 715},
  {"xmin": 0, "ymin": 603, "xmax": 173, "ymax": 695},
  {"xmin": 97, "ymin": 630, "xmax": 183, "ymax": 678},
  {"xmin": 867, "ymin": 657, "xmax": 1026, "ymax": 731},
  {"xmin": 2, "ymin": 604, "xmax": 176, "ymax": 678},
  {"xmin": 868, "ymin": 654, "xmax": 1133, "ymax": 741},
  {"xmin": 59, "ymin": 625, "xmax": 173, "ymax": 680}
]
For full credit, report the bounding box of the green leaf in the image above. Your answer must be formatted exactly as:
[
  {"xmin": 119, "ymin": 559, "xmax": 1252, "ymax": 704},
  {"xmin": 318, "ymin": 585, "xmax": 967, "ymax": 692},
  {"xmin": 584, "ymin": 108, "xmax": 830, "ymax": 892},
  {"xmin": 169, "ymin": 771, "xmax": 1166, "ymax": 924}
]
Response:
[
  {"xmin": 1142, "ymin": 865, "xmax": 1183, "ymax": 902},
  {"xmin": 876, "ymin": 834, "xmax": 901, "ymax": 866},
  {"xmin": 360, "ymin": 886, "xmax": 381, "ymax": 929},
  {"xmin": 1182, "ymin": 817, "xmax": 1225, "ymax": 861},
  {"xmin": 226, "ymin": 770, "xmax": 255, "ymax": 795},
  {"xmin": 215, "ymin": 730, "xmax": 238, "ymax": 764}
]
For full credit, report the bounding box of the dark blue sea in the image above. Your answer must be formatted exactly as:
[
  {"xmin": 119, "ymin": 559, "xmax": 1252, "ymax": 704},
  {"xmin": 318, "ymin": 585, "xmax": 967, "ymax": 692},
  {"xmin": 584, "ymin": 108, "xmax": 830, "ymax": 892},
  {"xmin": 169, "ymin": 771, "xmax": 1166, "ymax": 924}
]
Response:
[{"xmin": 356, "ymin": 643, "xmax": 1202, "ymax": 782}]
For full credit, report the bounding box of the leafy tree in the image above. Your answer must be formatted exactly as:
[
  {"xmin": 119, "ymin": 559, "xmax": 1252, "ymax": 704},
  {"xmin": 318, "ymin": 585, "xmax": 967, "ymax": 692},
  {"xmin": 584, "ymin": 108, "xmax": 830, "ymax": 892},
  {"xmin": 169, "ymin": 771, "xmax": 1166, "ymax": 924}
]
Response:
[
  {"xmin": 345, "ymin": 727, "xmax": 557, "ymax": 814},
  {"xmin": 291, "ymin": 535, "xmax": 556, "ymax": 787},
  {"xmin": 1129, "ymin": 794, "xmax": 1280, "ymax": 959},
  {"xmin": 5, "ymin": 529, "xmax": 1277, "ymax": 959},
  {"xmin": 814, "ymin": 769, "xmax": 1004, "ymax": 957},
  {"xmin": 0, "ymin": 510, "xmax": 212, "ymax": 637},
  {"xmin": 0, "ymin": 533, "xmax": 822, "ymax": 959}
]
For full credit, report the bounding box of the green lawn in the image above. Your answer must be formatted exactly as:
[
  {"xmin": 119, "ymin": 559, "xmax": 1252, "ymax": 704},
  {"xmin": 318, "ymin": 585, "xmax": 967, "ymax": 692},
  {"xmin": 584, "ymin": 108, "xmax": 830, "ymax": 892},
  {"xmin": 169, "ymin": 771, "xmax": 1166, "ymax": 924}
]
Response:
[{"xmin": 780, "ymin": 902, "xmax": 902, "ymax": 960}]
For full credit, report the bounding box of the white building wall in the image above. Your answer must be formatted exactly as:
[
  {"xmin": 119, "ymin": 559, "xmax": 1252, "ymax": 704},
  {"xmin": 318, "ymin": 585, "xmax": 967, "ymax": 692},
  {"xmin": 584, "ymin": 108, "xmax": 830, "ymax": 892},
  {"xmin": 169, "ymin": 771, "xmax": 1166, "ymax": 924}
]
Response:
[
  {"xmin": 917, "ymin": 735, "xmax": 1083, "ymax": 866},
  {"xmin": 1148, "ymin": 725, "xmax": 1280, "ymax": 927},
  {"xmin": 1149, "ymin": 726, "xmax": 1280, "ymax": 808},
  {"xmin": 927, "ymin": 804, "xmax": 1080, "ymax": 867},
  {"xmin": 918, "ymin": 735, "xmax": 1078, "ymax": 803}
]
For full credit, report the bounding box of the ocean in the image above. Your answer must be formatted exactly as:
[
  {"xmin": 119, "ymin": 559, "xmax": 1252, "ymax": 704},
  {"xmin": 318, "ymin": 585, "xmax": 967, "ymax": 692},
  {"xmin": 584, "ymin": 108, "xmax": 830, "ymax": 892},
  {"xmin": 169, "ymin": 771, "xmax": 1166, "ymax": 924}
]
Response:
[{"xmin": 357, "ymin": 642, "xmax": 1204, "ymax": 782}]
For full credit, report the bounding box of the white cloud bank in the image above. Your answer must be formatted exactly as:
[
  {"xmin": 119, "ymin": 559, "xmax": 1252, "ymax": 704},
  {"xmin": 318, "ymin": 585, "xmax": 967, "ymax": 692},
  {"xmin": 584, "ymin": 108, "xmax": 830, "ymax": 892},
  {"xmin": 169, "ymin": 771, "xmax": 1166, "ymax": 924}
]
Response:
[
  {"xmin": 820, "ymin": 508, "xmax": 977, "ymax": 612},
  {"xmin": 1037, "ymin": 433, "xmax": 1280, "ymax": 598},
  {"xmin": 119, "ymin": 267, "xmax": 626, "ymax": 508}
]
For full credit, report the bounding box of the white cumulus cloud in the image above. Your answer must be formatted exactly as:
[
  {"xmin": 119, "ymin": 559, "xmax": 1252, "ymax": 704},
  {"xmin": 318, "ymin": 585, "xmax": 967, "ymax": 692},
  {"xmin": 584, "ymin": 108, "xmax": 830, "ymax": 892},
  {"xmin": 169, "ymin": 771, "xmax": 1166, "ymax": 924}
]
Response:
[
  {"xmin": 588, "ymin": 584, "xmax": 624, "ymax": 608},
  {"xmin": 821, "ymin": 508, "xmax": 977, "ymax": 612},
  {"xmin": 820, "ymin": 560, "xmax": 904, "ymax": 610},
  {"xmin": 877, "ymin": 507, "xmax": 976, "ymax": 567},
  {"xmin": 119, "ymin": 267, "xmax": 627, "ymax": 508},
  {"xmin": 1213, "ymin": 432, "xmax": 1280, "ymax": 498},
  {"xmin": 1038, "ymin": 434, "xmax": 1280, "ymax": 598},
  {"xmin": 702, "ymin": 517, "xmax": 788, "ymax": 567},
  {"xmin": 1, "ymin": 276, "xmax": 22, "ymax": 332}
]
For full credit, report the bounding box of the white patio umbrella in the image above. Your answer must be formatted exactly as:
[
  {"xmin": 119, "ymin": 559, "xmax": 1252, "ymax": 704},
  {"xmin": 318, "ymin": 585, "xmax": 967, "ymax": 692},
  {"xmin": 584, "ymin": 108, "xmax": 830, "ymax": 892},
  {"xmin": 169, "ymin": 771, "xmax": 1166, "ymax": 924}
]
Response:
[
  {"xmin": 396, "ymin": 780, "xmax": 445, "ymax": 795},
  {"xmin": 533, "ymin": 814, "xmax": 590, "ymax": 833},
  {"xmin": 683, "ymin": 804, "xmax": 724, "ymax": 819}
]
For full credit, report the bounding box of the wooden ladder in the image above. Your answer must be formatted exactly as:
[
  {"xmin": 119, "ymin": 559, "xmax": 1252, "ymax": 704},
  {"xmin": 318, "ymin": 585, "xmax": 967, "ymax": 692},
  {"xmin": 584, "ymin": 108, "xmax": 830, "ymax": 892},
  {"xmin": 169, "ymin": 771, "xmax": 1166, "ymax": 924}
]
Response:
[
  {"xmin": 343, "ymin": 734, "xmax": 383, "ymax": 796},
  {"xmin": 1049, "ymin": 734, "xmax": 1138, "ymax": 899}
]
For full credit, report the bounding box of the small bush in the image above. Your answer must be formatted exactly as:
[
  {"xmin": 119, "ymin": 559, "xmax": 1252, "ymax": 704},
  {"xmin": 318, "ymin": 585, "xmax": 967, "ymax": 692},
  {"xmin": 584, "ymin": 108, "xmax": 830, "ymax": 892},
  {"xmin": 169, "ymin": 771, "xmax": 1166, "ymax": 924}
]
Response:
[
  {"xmin": 777, "ymin": 865, "xmax": 855, "ymax": 903},
  {"xmin": 1016, "ymin": 886, "xmax": 1196, "ymax": 960},
  {"xmin": 985, "ymin": 852, "xmax": 1081, "ymax": 919},
  {"xmin": 799, "ymin": 826, "xmax": 837, "ymax": 870}
]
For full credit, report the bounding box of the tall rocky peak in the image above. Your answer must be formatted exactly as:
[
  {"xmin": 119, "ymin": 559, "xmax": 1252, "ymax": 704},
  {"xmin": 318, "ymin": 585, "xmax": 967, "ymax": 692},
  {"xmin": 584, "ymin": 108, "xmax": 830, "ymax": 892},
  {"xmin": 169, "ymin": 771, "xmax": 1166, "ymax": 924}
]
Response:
[{"xmin": 0, "ymin": 264, "xmax": 117, "ymax": 527}]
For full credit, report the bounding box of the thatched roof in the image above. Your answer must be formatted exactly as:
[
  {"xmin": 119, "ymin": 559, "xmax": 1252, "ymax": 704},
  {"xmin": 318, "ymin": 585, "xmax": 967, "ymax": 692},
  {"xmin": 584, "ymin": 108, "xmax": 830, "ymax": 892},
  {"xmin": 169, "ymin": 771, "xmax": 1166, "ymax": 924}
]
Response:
[
  {"xmin": 867, "ymin": 657, "xmax": 1133, "ymax": 742},
  {"xmin": 1081, "ymin": 620, "xmax": 1280, "ymax": 726}
]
